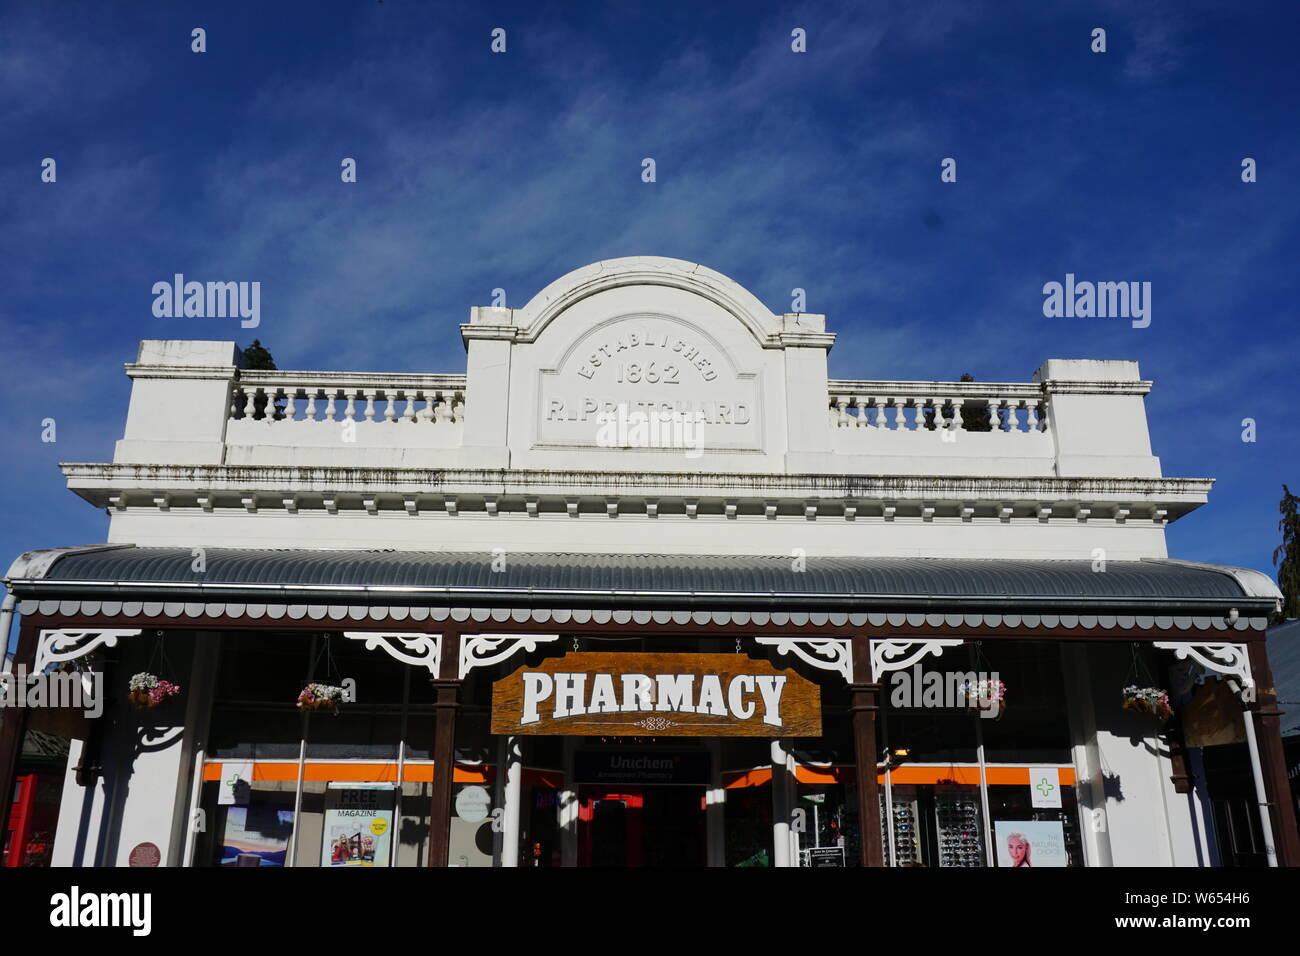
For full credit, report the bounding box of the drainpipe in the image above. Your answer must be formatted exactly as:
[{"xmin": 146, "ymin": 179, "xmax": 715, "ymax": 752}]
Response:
[{"xmin": 1234, "ymin": 679, "xmax": 1278, "ymax": 867}]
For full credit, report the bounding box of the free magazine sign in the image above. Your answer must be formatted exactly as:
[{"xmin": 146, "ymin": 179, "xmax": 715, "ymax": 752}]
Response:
[
  {"xmin": 322, "ymin": 784, "xmax": 395, "ymax": 867},
  {"xmin": 491, "ymin": 652, "xmax": 821, "ymax": 737}
]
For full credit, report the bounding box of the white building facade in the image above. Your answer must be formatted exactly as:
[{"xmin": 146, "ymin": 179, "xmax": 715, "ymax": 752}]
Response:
[{"xmin": 1, "ymin": 257, "xmax": 1294, "ymax": 868}]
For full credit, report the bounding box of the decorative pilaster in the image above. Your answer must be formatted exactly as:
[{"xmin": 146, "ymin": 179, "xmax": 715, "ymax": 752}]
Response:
[
  {"xmin": 849, "ymin": 635, "xmax": 883, "ymax": 868},
  {"xmin": 428, "ymin": 632, "xmax": 461, "ymax": 868}
]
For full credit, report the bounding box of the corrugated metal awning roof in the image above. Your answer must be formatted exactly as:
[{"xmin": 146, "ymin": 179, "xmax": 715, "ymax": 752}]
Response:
[
  {"xmin": 1267, "ymin": 618, "xmax": 1300, "ymax": 737},
  {"xmin": 4, "ymin": 545, "xmax": 1278, "ymax": 614}
]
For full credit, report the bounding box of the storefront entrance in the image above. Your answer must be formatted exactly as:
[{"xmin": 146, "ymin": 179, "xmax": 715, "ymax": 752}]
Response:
[{"xmin": 577, "ymin": 786, "xmax": 706, "ymax": 867}]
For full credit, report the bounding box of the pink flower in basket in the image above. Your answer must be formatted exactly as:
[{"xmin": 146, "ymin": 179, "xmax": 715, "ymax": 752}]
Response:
[{"xmin": 128, "ymin": 672, "xmax": 181, "ymax": 708}]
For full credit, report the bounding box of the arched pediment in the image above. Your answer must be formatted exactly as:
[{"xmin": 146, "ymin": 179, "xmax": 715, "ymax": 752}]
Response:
[{"xmin": 511, "ymin": 257, "xmax": 785, "ymax": 346}]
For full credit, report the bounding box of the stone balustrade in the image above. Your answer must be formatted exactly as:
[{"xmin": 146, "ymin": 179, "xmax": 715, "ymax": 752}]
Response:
[
  {"xmin": 828, "ymin": 379, "xmax": 1048, "ymax": 434},
  {"xmin": 231, "ymin": 371, "xmax": 466, "ymax": 424}
]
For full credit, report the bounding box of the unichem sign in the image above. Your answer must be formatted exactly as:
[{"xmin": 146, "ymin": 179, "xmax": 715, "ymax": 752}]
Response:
[{"xmin": 490, "ymin": 652, "xmax": 822, "ymax": 737}]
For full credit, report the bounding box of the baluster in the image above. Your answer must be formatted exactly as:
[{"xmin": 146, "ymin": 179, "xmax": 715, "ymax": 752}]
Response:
[
  {"xmin": 436, "ymin": 390, "xmax": 453, "ymax": 424},
  {"xmin": 230, "ymin": 386, "xmax": 244, "ymax": 420},
  {"xmin": 452, "ymin": 391, "xmax": 464, "ymax": 423},
  {"xmin": 402, "ymin": 390, "xmax": 418, "ymax": 422},
  {"xmin": 1037, "ymin": 399, "xmax": 1049, "ymax": 434},
  {"xmin": 835, "ymin": 397, "xmax": 848, "ymax": 427},
  {"xmin": 284, "ymin": 388, "xmax": 297, "ymax": 421},
  {"xmin": 417, "ymin": 390, "xmax": 434, "ymax": 423},
  {"xmin": 869, "ymin": 397, "xmax": 883, "ymax": 429},
  {"xmin": 1005, "ymin": 400, "xmax": 1021, "ymax": 433},
  {"xmin": 304, "ymin": 389, "xmax": 318, "ymax": 421},
  {"xmin": 343, "ymin": 390, "xmax": 357, "ymax": 422},
  {"xmin": 324, "ymin": 389, "xmax": 338, "ymax": 422},
  {"xmin": 988, "ymin": 397, "xmax": 1002, "ymax": 432},
  {"xmin": 1025, "ymin": 399, "xmax": 1039, "ymax": 433},
  {"xmin": 382, "ymin": 389, "xmax": 397, "ymax": 422},
  {"xmin": 889, "ymin": 398, "xmax": 903, "ymax": 431},
  {"xmin": 362, "ymin": 389, "xmax": 377, "ymax": 422}
]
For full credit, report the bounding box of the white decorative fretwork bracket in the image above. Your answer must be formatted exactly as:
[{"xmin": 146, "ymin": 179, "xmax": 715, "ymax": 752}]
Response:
[
  {"xmin": 1153, "ymin": 642, "xmax": 1255, "ymax": 702},
  {"xmin": 753, "ymin": 637, "xmax": 853, "ymax": 683},
  {"xmin": 33, "ymin": 629, "xmax": 142, "ymax": 673},
  {"xmin": 459, "ymin": 634, "xmax": 561, "ymax": 679},
  {"xmin": 343, "ymin": 632, "xmax": 442, "ymax": 674},
  {"xmin": 868, "ymin": 638, "xmax": 965, "ymax": 682}
]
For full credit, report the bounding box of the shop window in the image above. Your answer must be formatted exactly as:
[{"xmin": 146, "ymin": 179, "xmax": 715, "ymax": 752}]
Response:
[
  {"xmin": 978, "ymin": 642, "xmax": 1072, "ymax": 764},
  {"xmin": 194, "ymin": 780, "xmax": 296, "ymax": 867},
  {"xmin": 882, "ymin": 711, "xmax": 977, "ymax": 763},
  {"xmin": 986, "ymin": 782, "xmax": 1083, "ymax": 866},
  {"xmin": 395, "ymin": 782, "xmax": 431, "ymax": 867},
  {"xmin": 724, "ymin": 783, "xmax": 771, "ymax": 866},
  {"xmin": 882, "ymin": 783, "xmax": 985, "ymax": 867},
  {"xmin": 520, "ymin": 786, "xmax": 561, "ymax": 867},
  {"xmin": 795, "ymin": 783, "xmax": 856, "ymax": 867},
  {"xmin": 448, "ymin": 779, "xmax": 495, "ymax": 867},
  {"xmin": 303, "ymin": 638, "xmax": 409, "ymax": 760},
  {"xmin": 208, "ymin": 633, "xmax": 309, "ymax": 759}
]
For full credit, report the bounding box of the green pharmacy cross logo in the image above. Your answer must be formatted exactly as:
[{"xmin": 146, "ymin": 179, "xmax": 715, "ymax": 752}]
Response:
[
  {"xmin": 1034, "ymin": 776, "xmax": 1056, "ymax": 799},
  {"xmin": 226, "ymin": 772, "xmax": 245, "ymax": 794}
]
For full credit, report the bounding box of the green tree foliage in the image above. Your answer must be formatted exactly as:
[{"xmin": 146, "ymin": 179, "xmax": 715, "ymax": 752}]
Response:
[
  {"xmin": 239, "ymin": 340, "xmax": 278, "ymax": 419},
  {"xmin": 1274, "ymin": 484, "xmax": 1300, "ymax": 622},
  {"xmin": 241, "ymin": 339, "xmax": 276, "ymax": 370},
  {"xmin": 959, "ymin": 372, "xmax": 992, "ymax": 432}
]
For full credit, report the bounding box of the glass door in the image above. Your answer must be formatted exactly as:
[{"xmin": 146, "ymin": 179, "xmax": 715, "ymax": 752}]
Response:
[{"xmin": 578, "ymin": 788, "xmax": 644, "ymax": 867}]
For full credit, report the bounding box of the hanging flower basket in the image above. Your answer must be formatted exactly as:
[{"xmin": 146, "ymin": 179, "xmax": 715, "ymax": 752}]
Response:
[
  {"xmin": 297, "ymin": 682, "xmax": 345, "ymax": 713},
  {"xmin": 962, "ymin": 678, "xmax": 1007, "ymax": 713},
  {"xmin": 1122, "ymin": 685, "xmax": 1172, "ymax": 722},
  {"xmin": 128, "ymin": 672, "xmax": 181, "ymax": 709}
]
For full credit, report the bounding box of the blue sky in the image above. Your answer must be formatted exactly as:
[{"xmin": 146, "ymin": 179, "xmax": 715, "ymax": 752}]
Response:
[{"xmin": 2, "ymin": 0, "xmax": 1297, "ymax": 610}]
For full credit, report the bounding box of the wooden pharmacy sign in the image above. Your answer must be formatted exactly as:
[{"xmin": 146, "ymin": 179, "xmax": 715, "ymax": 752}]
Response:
[{"xmin": 491, "ymin": 652, "xmax": 821, "ymax": 737}]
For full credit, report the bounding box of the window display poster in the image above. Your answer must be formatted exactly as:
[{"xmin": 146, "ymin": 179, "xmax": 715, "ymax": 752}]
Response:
[
  {"xmin": 219, "ymin": 805, "xmax": 294, "ymax": 866},
  {"xmin": 994, "ymin": 820, "xmax": 1067, "ymax": 867},
  {"xmin": 322, "ymin": 783, "xmax": 396, "ymax": 867},
  {"xmin": 218, "ymin": 762, "xmax": 253, "ymax": 806}
]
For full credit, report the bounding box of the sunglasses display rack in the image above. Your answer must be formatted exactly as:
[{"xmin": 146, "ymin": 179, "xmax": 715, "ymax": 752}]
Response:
[
  {"xmin": 882, "ymin": 792, "xmax": 921, "ymax": 866},
  {"xmin": 934, "ymin": 792, "xmax": 985, "ymax": 867}
]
